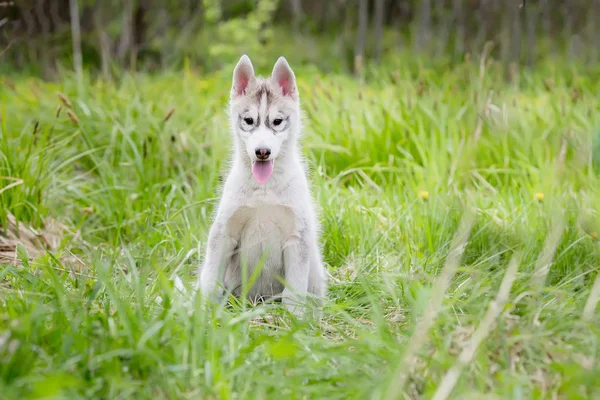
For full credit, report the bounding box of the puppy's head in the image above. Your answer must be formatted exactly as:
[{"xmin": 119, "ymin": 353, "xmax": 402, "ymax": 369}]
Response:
[{"xmin": 229, "ymin": 55, "xmax": 300, "ymax": 184}]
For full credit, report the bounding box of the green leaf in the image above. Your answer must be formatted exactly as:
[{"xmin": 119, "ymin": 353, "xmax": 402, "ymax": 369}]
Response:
[{"xmin": 16, "ymin": 243, "xmax": 30, "ymax": 267}]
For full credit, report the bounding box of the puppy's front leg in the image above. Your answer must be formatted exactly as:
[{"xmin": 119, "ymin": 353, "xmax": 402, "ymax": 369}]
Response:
[
  {"xmin": 282, "ymin": 237, "xmax": 310, "ymax": 315},
  {"xmin": 198, "ymin": 220, "xmax": 236, "ymax": 300}
]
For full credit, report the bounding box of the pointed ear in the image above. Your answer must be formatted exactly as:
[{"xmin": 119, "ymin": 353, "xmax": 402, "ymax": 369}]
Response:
[
  {"xmin": 232, "ymin": 55, "xmax": 255, "ymax": 97},
  {"xmin": 271, "ymin": 57, "xmax": 297, "ymax": 99}
]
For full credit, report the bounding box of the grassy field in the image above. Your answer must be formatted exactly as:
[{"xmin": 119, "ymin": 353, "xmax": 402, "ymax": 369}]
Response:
[{"xmin": 1, "ymin": 56, "xmax": 600, "ymax": 399}]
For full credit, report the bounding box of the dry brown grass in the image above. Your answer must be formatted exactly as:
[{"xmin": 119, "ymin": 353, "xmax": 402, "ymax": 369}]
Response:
[{"xmin": 0, "ymin": 212, "xmax": 65, "ymax": 266}]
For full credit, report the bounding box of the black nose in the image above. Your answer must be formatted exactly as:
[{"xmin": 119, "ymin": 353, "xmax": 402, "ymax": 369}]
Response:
[{"xmin": 255, "ymin": 148, "xmax": 271, "ymax": 160}]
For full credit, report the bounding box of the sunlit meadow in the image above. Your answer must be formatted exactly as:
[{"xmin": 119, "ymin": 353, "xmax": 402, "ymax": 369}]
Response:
[{"xmin": 1, "ymin": 55, "xmax": 600, "ymax": 398}]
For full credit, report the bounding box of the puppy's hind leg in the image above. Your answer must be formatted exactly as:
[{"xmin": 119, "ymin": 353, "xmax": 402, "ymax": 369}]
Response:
[
  {"xmin": 282, "ymin": 237, "xmax": 310, "ymax": 316},
  {"xmin": 308, "ymin": 246, "xmax": 327, "ymax": 299}
]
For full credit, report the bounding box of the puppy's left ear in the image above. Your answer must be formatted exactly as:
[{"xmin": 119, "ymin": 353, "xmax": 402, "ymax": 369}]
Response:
[
  {"xmin": 232, "ymin": 54, "xmax": 255, "ymax": 98},
  {"xmin": 271, "ymin": 57, "xmax": 297, "ymax": 99}
]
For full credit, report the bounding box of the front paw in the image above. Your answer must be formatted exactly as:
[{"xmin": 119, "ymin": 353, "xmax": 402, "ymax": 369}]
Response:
[
  {"xmin": 198, "ymin": 272, "xmax": 222, "ymax": 302},
  {"xmin": 282, "ymin": 288, "xmax": 307, "ymax": 317}
]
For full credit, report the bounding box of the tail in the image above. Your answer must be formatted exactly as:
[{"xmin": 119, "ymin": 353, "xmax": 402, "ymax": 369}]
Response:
[
  {"xmin": 155, "ymin": 247, "xmax": 200, "ymax": 309},
  {"xmin": 173, "ymin": 275, "xmax": 188, "ymax": 295},
  {"xmin": 155, "ymin": 274, "xmax": 197, "ymax": 311}
]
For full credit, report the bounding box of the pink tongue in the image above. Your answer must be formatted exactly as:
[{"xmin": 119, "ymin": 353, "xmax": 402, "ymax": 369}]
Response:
[{"xmin": 252, "ymin": 161, "xmax": 274, "ymax": 184}]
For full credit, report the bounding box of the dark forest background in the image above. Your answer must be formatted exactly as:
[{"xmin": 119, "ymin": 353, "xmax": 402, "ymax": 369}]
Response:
[{"xmin": 1, "ymin": 0, "xmax": 599, "ymax": 79}]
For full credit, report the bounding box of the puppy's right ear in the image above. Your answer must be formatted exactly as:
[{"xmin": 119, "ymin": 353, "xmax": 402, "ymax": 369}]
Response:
[{"xmin": 231, "ymin": 55, "xmax": 255, "ymax": 98}]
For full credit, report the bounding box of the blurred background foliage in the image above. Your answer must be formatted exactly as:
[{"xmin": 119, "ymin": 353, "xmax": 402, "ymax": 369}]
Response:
[{"xmin": 1, "ymin": 0, "xmax": 599, "ymax": 79}]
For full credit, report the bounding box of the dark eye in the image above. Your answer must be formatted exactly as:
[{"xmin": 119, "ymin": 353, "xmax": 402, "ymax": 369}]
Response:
[
  {"xmin": 273, "ymin": 118, "xmax": 283, "ymax": 126},
  {"xmin": 244, "ymin": 117, "xmax": 254, "ymax": 125}
]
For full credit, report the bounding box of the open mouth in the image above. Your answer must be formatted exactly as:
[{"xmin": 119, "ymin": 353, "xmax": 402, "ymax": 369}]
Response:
[{"xmin": 252, "ymin": 160, "xmax": 274, "ymax": 184}]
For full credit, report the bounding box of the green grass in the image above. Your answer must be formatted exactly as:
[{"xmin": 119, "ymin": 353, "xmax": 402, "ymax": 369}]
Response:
[{"xmin": 1, "ymin": 56, "xmax": 600, "ymax": 399}]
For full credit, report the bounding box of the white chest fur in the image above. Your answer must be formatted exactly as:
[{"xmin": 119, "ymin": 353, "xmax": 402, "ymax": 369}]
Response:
[{"xmin": 223, "ymin": 204, "xmax": 298, "ymax": 298}]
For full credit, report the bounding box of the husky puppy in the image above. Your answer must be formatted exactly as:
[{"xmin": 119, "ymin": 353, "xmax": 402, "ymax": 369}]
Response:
[{"xmin": 197, "ymin": 55, "xmax": 327, "ymax": 314}]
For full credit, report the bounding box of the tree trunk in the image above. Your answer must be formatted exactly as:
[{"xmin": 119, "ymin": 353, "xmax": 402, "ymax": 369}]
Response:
[
  {"xmin": 157, "ymin": 5, "xmax": 170, "ymax": 68},
  {"xmin": 415, "ymin": 0, "xmax": 431, "ymax": 54},
  {"xmin": 396, "ymin": 0, "xmax": 410, "ymax": 50},
  {"xmin": 590, "ymin": 0, "xmax": 600, "ymax": 62},
  {"xmin": 525, "ymin": 0, "xmax": 537, "ymax": 67},
  {"xmin": 354, "ymin": 0, "xmax": 368, "ymax": 75},
  {"xmin": 473, "ymin": 0, "xmax": 486, "ymax": 55},
  {"xmin": 20, "ymin": 3, "xmax": 37, "ymax": 65},
  {"xmin": 540, "ymin": 0, "xmax": 552, "ymax": 54},
  {"xmin": 35, "ymin": 0, "xmax": 54, "ymax": 79},
  {"xmin": 436, "ymin": 0, "xmax": 451, "ymax": 58},
  {"xmin": 373, "ymin": 0, "xmax": 385, "ymax": 61},
  {"xmin": 453, "ymin": 0, "xmax": 464, "ymax": 60},
  {"xmin": 500, "ymin": 2, "xmax": 510, "ymax": 68},
  {"xmin": 69, "ymin": 0, "xmax": 82, "ymax": 89},
  {"xmin": 563, "ymin": 1, "xmax": 574, "ymax": 59},
  {"xmin": 117, "ymin": 0, "xmax": 134, "ymax": 68},
  {"xmin": 501, "ymin": 1, "xmax": 521, "ymax": 81},
  {"xmin": 290, "ymin": 0, "xmax": 303, "ymax": 36},
  {"xmin": 510, "ymin": 0, "xmax": 521, "ymax": 66},
  {"xmin": 93, "ymin": 0, "xmax": 111, "ymax": 79},
  {"xmin": 131, "ymin": 0, "xmax": 150, "ymax": 71}
]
